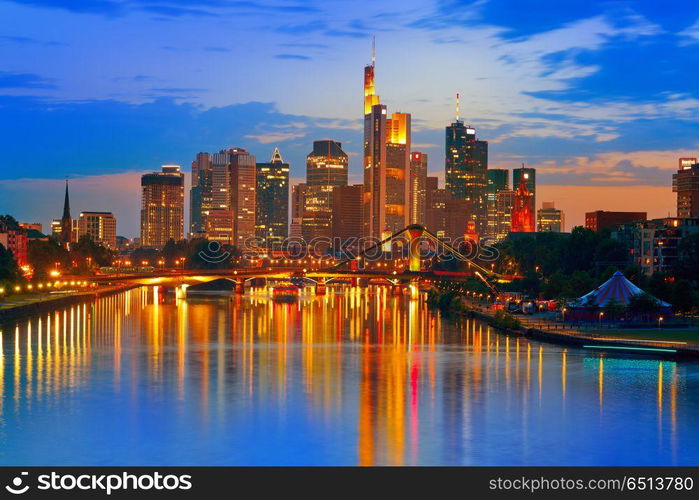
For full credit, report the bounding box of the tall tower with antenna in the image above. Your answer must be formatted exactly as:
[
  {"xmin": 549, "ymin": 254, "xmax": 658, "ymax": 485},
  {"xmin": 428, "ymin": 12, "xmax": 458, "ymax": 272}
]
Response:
[{"xmin": 445, "ymin": 92, "xmax": 489, "ymax": 236}]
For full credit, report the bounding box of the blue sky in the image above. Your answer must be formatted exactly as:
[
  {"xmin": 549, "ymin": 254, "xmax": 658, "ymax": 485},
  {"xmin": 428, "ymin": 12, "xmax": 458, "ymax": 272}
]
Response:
[{"xmin": 0, "ymin": 0, "xmax": 698, "ymax": 236}]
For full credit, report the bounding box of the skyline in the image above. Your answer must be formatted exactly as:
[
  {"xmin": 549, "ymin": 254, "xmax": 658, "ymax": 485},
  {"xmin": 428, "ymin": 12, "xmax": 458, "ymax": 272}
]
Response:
[{"xmin": 2, "ymin": 0, "xmax": 698, "ymax": 235}]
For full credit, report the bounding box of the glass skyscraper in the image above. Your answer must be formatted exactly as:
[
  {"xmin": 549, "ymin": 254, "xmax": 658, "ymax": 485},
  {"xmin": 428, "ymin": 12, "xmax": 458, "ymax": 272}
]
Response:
[
  {"xmin": 445, "ymin": 120, "xmax": 488, "ymax": 236},
  {"xmin": 255, "ymin": 148, "xmax": 289, "ymax": 247}
]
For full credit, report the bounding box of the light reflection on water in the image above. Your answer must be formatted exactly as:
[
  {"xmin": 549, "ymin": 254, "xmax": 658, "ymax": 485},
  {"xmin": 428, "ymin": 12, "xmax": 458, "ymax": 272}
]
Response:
[{"xmin": 0, "ymin": 285, "xmax": 698, "ymax": 465}]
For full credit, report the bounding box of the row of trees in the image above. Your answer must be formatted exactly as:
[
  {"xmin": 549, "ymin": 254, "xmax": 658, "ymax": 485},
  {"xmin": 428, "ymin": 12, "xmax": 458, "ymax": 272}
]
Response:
[{"xmin": 482, "ymin": 227, "xmax": 699, "ymax": 313}]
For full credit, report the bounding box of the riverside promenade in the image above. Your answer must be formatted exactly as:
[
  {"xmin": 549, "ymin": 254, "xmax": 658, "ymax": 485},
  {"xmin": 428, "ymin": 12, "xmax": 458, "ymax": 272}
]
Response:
[
  {"xmin": 460, "ymin": 297, "xmax": 699, "ymax": 360},
  {"xmin": 0, "ymin": 283, "xmax": 139, "ymax": 321}
]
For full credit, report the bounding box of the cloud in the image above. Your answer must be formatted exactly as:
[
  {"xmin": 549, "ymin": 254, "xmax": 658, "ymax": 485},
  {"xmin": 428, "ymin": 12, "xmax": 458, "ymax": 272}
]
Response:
[
  {"xmin": 0, "ymin": 71, "xmax": 56, "ymax": 89},
  {"xmin": 244, "ymin": 132, "xmax": 307, "ymax": 144},
  {"xmin": 4, "ymin": 0, "xmax": 319, "ymax": 18},
  {"xmin": 0, "ymin": 34, "xmax": 65, "ymax": 46},
  {"xmin": 274, "ymin": 53, "xmax": 311, "ymax": 61}
]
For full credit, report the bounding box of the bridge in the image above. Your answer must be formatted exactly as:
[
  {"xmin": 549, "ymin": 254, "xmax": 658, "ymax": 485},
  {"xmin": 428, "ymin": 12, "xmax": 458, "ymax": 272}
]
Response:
[{"xmin": 86, "ymin": 225, "xmax": 507, "ymax": 296}]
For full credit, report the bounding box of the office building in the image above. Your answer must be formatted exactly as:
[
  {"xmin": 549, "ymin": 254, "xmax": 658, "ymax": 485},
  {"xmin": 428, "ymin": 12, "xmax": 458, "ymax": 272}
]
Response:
[
  {"xmin": 537, "ymin": 202, "xmax": 564, "ymax": 232},
  {"xmin": 140, "ymin": 165, "xmax": 185, "ymax": 247},
  {"xmin": 409, "ymin": 151, "xmax": 428, "ymax": 226},
  {"xmin": 445, "ymin": 95, "xmax": 488, "ymax": 235},
  {"xmin": 0, "ymin": 216, "xmax": 27, "ymax": 267},
  {"xmin": 614, "ymin": 217, "xmax": 699, "ymax": 276},
  {"xmin": 331, "ymin": 184, "xmax": 363, "ymax": 245},
  {"xmin": 495, "ymin": 190, "xmax": 515, "ymax": 241},
  {"xmin": 210, "ymin": 148, "xmax": 257, "ymax": 248},
  {"xmin": 190, "ymin": 152, "xmax": 212, "ymax": 235},
  {"xmin": 256, "ymin": 148, "xmax": 289, "ymax": 247},
  {"xmin": 672, "ymin": 157, "xmax": 699, "ymax": 218},
  {"xmin": 304, "ymin": 140, "xmax": 348, "ymax": 241},
  {"xmin": 486, "ymin": 169, "xmax": 508, "ymax": 239},
  {"xmin": 362, "ymin": 43, "xmax": 412, "ymax": 240},
  {"xmin": 426, "ymin": 176, "xmax": 450, "ymax": 238},
  {"xmin": 78, "ymin": 211, "xmax": 117, "ymax": 249},
  {"xmin": 585, "ymin": 210, "xmax": 647, "ymax": 232}
]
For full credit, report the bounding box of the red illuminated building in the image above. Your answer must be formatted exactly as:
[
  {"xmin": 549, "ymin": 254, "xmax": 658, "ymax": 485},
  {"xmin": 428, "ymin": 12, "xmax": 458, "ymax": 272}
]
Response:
[{"xmin": 511, "ymin": 168, "xmax": 535, "ymax": 233}]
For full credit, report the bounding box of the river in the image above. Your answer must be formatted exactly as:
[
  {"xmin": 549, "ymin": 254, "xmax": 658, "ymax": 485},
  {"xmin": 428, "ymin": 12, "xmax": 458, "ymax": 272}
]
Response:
[{"xmin": 1, "ymin": 285, "xmax": 698, "ymax": 465}]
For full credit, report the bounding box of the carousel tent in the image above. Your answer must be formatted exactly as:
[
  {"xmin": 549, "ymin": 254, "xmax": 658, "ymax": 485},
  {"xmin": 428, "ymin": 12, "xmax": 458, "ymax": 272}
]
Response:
[{"xmin": 571, "ymin": 271, "xmax": 670, "ymax": 308}]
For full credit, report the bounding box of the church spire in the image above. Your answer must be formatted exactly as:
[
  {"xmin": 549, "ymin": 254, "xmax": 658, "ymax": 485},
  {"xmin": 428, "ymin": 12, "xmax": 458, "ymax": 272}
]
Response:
[{"xmin": 62, "ymin": 179, "xmax": 71, "ymax": 220}]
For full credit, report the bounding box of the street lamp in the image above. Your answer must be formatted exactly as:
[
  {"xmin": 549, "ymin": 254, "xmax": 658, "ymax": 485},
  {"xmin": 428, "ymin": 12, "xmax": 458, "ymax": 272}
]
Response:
[
  {"xmin": 658, "ymin": 316, "xmax": 664, "ymax": 330},
  {"xmin": 599, "ymin": 311, "xmax": 604, "ymax": 327}
]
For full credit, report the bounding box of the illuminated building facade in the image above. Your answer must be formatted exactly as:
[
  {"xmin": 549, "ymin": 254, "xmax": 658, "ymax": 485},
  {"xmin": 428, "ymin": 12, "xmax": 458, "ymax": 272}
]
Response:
[
  {"xmin": 426, "ymin": 176, "xmax": 450, "ymax": 238},
  {"xmin": 290, "ymin": 183, "xmax": 308, "ymax": 239},
  {"xmin": 305, "ymin": 140, "xmax": 348, "ymax": 241},
  {"xmin": 140, "ymin": 165, "xmax": 185, "ymax": 247},
  {"xmin": 672, "ymin": 157, "xmax": 699, "ymax": 218},
  {"xmin": 512, "ymin": 167, "xmax": 536, "ymax": 213},
  {"xmin": 205, "ymin": 208, "xmax": 235, "ymax": 245},
  {"xmin": 486, "ymin": 168, "xmax": 508, "ymax": 239},
  {"xmin": 210, "ymin": 148, "xmax": 257, "ymax": 248},
  {"xmin": 511, "ymin": 168, "xmax": 535, "ymax": 233},
  {"xmin": 585, "ymin": 210, "xmax": 647, "ymax": 232},
  {"xmin": 255, "ymin": 148, "xmax": 289, "ymax": 247},
  {"xmin": 409, "ymin": 151, "xmax": 427, "ymax": 226},
  {"xmin": 385, "ymin": 112, "xmax": 411, "ymax": 233},
  {"xmin": 536, "ymin": 202, "xmax": 564, "ymax": 233},
  {"xmin": 614, "ymin": 217, "xmax": 699, "ymax": 276},
  {"xmin": 190, "ymin": 152, "xmax": 212, "ymax": 235},
  {"xmin": 495, "ymin": 189, "xmax": 515, "ymax": 240},
  {"xmin": 362, "ymin": 42, "xmax": 412, "ymax": 240},
  {"xmin": 445, "ymin": 112, "xmax": 488, "ymax": 236},
  {"xmin": 332, "ymin": 184, "xmax": 363, "ymax": 246},
  {"xmin": 77, "ymin": 211, "xmax": 117, "ymax": 249},
  {"xmin": 0, "ymin": 216, "xmax": 28, "ymax": 267}
]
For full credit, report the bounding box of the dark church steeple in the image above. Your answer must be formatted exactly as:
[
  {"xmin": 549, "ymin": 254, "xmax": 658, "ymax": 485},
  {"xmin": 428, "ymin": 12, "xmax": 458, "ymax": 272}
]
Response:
[{"xmin": 60, "ymin": 179, "xmax": 73, "ymax": 246}]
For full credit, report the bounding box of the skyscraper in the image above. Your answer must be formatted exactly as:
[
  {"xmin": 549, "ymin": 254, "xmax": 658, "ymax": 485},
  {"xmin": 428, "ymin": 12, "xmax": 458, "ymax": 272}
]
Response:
[
  {"xmin": 304, "ymin": 140, "xmax": 348, "ymax": 241},
  {"xmin": 290, "ymin": 183, "xmax": 308, "ymax": 239},
  {"xmin": 537, "ymin": 202, "xmax": 565, "ymax": 232},
  {"xmin": 673, "ymin": 157, "xmax": 699, "ymax": 218},
  {"xmin": 409, "ymin": 151, "xmax": 428, "ymax": 226},
  {"xmin": 256, "ymin": 148, "xmax": 289, "ymax": 247},
  {"xmin": 486, "ymin": 169, "xmax": 508, "ymax": 239},
  {"xmin": 210, "ymin": 148, "xmax": 257, "ymax": 248},
  {"xmin": 445, "ymin": 94, "xmax": 488, "ymax": 236},
  {"xmin": 495, "ymin": 189, "xmax": 515, "ymax": 240},
  {"xmin": 362, "ymin": 41, "xmax": 412, "ymax": 240},
  {"xmin": 190, "ymin": 152, "xmax": 212, "ymax": 235},
  {"xmin": 78, "ymin": 211, "xmax": 117, "ymax": 249},
  {"xmin": 512, "ymin": 167, "xmax": 536, "ymax": 213},
  {"xmin": 426, "ymin": 176, "xmax": 450, "ymax": 238},
  {"xmin": 511, "ymin": 167, "xmax": 535, "ymax": 233},
  {"xmin": 385, "ymin": 112, "xmax": 411, "ymax": 233},
  {"xmin": 140, "ymin": 165, "xmax": 185, "ymax": 247},
  {"xmin": 332, "ymin": 184, "xmax": 363, "ymax": 245}
]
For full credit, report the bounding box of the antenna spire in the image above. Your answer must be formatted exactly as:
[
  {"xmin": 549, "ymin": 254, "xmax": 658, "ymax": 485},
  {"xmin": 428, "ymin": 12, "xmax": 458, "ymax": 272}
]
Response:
[
  {"xmin": 372, "ymin": 36, "xmax": 375, "ymax": 66},
  {"xmin": 456, "ymin": 92, "xmax": 460, "ymax": 122}
]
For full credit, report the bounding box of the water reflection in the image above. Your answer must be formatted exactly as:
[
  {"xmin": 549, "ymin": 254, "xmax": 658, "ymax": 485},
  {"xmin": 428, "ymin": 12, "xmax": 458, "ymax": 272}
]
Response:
[{"xmin": 0, "ymin": 285, "xmax": 697, "ymax": 465}]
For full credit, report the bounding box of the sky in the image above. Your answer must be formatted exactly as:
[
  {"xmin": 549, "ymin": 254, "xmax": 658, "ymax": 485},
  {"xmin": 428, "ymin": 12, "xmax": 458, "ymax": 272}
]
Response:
[{"xmin": 0, "ymin": 0, "xmax": 697, "ymax": 237}]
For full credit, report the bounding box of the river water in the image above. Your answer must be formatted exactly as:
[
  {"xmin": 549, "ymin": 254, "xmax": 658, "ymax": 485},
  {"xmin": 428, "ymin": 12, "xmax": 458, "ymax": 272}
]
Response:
[{"xmin": 1, "ymin": 285, "xmax": 698, "ymax": 465}]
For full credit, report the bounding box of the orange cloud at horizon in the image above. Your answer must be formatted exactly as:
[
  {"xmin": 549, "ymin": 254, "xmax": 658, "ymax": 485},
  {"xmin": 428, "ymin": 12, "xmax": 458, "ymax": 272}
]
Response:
[{"xmin": 537, "ymin": 184, "xmax": 676, "ymax": 230}]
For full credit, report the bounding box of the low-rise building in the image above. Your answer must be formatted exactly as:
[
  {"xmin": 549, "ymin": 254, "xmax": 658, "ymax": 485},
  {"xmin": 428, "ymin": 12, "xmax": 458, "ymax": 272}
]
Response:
[{"xmin": 613, "ymin": 217, "xmax": 699, "ymax": 276}]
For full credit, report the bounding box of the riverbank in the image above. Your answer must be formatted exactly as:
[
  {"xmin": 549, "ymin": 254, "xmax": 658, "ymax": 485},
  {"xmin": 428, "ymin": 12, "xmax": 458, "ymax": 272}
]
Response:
[
  {"xmin": 430, "ymin": 291, "xmax": 699, "ymax": 360},
  {"xmin": 0, "ymin": 283, "xmax": 140, "ymax": 322}
]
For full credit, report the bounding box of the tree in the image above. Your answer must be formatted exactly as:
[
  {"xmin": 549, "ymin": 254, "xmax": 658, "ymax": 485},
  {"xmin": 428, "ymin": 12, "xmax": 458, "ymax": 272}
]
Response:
[
  {"xmin": 675, "ymin": 233, "xmax": 699, "ymax": 285},
  {"xmin": 603, "ymin": 298, "xmax": 625, "ymax": 321},
  {"xmin": 0, "ymin": 242, "xmax": 21, "ymax": 284},
  {"xmin": 27, "ymin": 239, "xmax": 69, "ymax": 278},
  {"xmin": 672, "ymin": 279, "xmax": 696, "ymax": 315}
]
